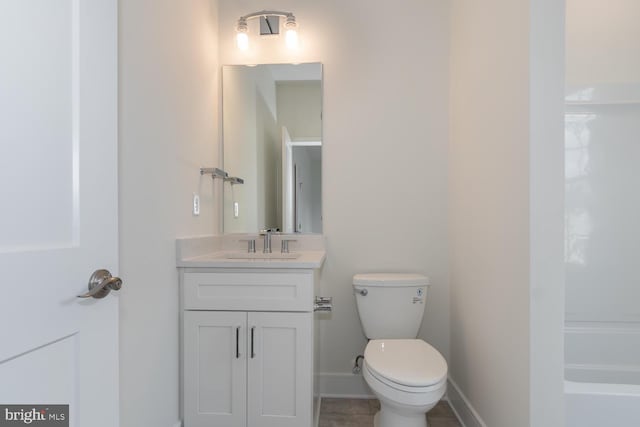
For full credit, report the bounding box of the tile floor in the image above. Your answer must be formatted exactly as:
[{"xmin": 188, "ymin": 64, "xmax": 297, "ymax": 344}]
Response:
[{"xmin": 319, "ymin": 398, "xmax": 462, "ymax": 427}]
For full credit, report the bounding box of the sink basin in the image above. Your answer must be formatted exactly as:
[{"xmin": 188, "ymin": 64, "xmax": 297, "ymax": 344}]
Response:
[{"xmin": 224, "ymin": 252, "xmax": 301, "ymax": 260}]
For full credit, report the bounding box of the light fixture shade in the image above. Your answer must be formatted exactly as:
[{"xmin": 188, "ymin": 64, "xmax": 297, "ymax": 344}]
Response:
[
  {"xmin": 285, "ymin": 28, "xmax": 298, "ymax": 49},
  {"xmin": 236, "ymin": 31, "xmax": 249, "ymax": 50},
  {"xmin": 236, "ymin": 17, "xmax": 249, "ymax": 51},
  {"xmin": 284, "ymin": 14, "xmax": 298, "ymax": 49}
]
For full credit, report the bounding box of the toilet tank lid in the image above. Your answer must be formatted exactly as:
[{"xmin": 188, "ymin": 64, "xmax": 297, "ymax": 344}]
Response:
[{"xmin": 353, "ymin": 273, "xmax": 429, "ymax": 287}]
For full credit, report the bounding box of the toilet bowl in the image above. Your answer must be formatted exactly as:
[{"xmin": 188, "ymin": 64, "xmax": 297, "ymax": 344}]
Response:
[{"xmin": 363, "ymin": 339, "xmax": 447, "ymax": 427}]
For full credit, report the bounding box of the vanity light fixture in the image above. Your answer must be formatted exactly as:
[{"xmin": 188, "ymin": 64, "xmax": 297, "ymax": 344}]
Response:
[{"xmin": 235, "ymin": 10, "xmax": 299, "ymax": 51}]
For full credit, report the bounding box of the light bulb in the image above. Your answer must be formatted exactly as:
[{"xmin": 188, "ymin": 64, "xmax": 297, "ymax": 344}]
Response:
[
  {"xmin": 236, "ymin": 31, "xmax": 249, "ymax": 51},
  {"xmin": 285, "ymin": 28, "xmax": 298, "ymax": 49}
]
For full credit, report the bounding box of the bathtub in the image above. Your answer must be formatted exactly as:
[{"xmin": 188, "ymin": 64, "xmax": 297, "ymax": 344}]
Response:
[{"xmin": 565, "ymin": 367, "xmax": 640, "ymax": 427}]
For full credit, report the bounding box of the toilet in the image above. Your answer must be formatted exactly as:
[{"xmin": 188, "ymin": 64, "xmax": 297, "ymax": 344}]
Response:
[{"xmin": 353, "ymin": 273, "xmax": 448, "ymax": 427}]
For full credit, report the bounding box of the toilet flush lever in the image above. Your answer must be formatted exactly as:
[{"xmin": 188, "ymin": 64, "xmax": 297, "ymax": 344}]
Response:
[
  {"xmin": 314, "ymin": 296, "xmax": 333, "ymax": 312},
  {"xmin": 357, "ymin": 289, "xmax": 368, "ymax": 296}
]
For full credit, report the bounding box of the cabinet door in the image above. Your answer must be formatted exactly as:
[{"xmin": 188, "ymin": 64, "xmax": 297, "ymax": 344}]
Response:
[
  {"xmin": 184, "ymin": 311, "xmax": 247, "ymax": 427},
  {"xmin": 247, "ymin": 312, "xmax": 312, "ymax": 427}
]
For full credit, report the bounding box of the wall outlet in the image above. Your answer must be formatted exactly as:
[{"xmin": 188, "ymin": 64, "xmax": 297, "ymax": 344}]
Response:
[
  {"xmin": 192, "ymin": 193, "xmax": 200, "ymax": 216},
  {"xmin": 233, "ymin": 202, "xmax": 239, "ymax": 218}
]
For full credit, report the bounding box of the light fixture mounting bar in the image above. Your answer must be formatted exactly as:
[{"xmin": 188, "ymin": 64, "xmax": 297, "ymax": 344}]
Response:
[{"xmin": 239, "ymin": 10, "xmax": 294, "ymax": 21}]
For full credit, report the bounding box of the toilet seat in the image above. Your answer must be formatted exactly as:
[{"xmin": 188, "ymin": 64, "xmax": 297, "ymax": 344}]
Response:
[
  {"xmin": 364, "ymin": 339, "xmax": 448, "ymax": 390},
  {"xmin": 363, "ymin": 357, "xmax": 447, "ymax": 415}
]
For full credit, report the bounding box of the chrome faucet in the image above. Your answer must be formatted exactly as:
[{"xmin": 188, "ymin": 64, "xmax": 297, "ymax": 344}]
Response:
[{"xmin": 260, "ymin": 228, "xmax": 278, "ymax": 253}]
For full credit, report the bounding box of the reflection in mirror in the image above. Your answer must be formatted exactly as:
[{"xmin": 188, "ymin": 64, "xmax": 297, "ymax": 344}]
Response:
[{"xmin": 222, "ymin": 63, "xmax": 322, "ymax": 234}]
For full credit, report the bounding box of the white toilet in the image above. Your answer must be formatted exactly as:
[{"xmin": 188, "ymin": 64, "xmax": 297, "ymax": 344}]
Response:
[{"xmin": 353, "ymin": 273, "xmax": 448, "ymax": 427}]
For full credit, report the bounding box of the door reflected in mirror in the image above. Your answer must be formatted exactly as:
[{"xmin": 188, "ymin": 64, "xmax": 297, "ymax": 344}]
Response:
[{"xmin": 222, "ymin": 63, "xmax": 322, "ymax": 234}]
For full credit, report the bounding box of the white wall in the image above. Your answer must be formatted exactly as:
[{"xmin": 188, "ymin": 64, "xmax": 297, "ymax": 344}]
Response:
[
  {"xmin": 449, "ymin": 0, "xmax": 564, "ymax": 426},
  {"xmin": 118, "ymin": 1, "xmax": 219, "ymax": 426},
  {"xmin": 255, "ymin": 81, "xmax": 280, "ymax": 230},
  {"xmin": 277, "ymin": 81, "xmax": 323, "ymax": 233},
  {"xmin": 566, "ymin": 0, "xmax": 640, "ymax": 85},
  {"xmin": 222, "ymin": 67, "xmax": 259, "ymax": 232},
  {"xmin": 222, "ymin": 66, "xmax": 279, "ymax": 232},
  {"xmin": 276, "ymin": 81, "xmax": 322, "ymax": 140},
  {"xmin": 254, "ymin": 69, "xmax": 280, "ymax": 229},
  {"xmin": 218, "ymin": 0, "xmax": 450, "ymax": 393}
]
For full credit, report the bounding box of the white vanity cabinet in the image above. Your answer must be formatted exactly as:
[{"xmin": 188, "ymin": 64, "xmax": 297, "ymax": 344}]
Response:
[{"xmin": 180, "ymin": 268, "xmax": 317, "ymax": 427}]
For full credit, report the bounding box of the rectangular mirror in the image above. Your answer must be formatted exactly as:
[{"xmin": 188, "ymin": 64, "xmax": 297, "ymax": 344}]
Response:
[{"xmin": 222, "ymin": 63, "xmax": 323, "ymax": 234}]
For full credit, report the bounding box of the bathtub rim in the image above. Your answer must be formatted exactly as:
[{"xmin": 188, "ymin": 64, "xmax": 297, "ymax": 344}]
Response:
[{"xmin": 565, "ymin": 379, "xmax": 640, "ymax": 397}]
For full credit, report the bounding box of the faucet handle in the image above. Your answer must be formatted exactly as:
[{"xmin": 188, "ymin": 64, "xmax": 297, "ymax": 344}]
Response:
[
  {"xmin": 280, "ymin": 238, "xmax": 297, "ymax": 254},
  {"xmin": 239, "ymin": 235, "xmax": 259, "ymax": 253}
]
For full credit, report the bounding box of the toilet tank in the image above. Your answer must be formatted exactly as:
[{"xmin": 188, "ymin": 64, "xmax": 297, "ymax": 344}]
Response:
[{"xmin": 353, "ymin": 273, "xmax": 429, "ymax": 339}]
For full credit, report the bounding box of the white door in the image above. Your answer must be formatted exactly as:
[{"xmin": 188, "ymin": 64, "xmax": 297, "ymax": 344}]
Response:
[
  {"xmin": 247, "ymin": 312, "xmax": 312, "ymax": 427},
  {"xmin": 183, "ymin": 311, "xmax": 247, "ymax": 427},
  {"xmin": 0, "ymin": 1, "xmax": 119, "ymax": 426}
]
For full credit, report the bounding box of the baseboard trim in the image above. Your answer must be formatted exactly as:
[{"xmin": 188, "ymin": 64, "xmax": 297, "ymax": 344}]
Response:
[
  {"xmin": 172, "ymin": 421, "xmax": 182, "ymax": 427},
  {"xmin": 447, "ymin": 378, "xmax": 487, "ymax": 427},
  {"xmin": 318, "ymin": 372, "xmax": 374, "ymax": 398}
]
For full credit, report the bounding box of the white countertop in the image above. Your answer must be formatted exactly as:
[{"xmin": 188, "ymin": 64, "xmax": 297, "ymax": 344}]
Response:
[{"xmin": 177, "ymin": 250, "xmax": 326, "ymax": 269}]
